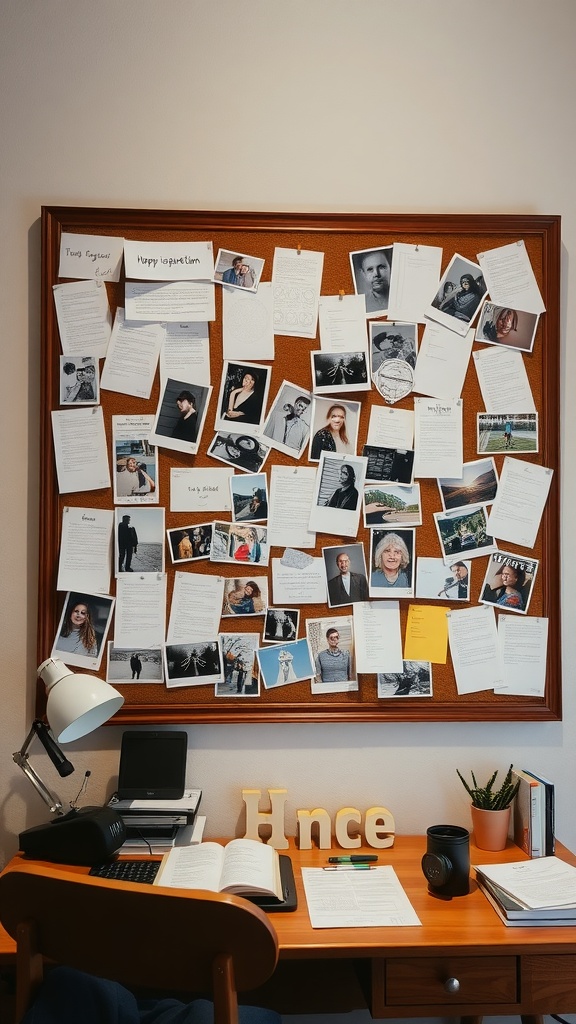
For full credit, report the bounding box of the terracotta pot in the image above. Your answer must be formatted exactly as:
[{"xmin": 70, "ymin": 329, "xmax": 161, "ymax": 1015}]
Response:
[{"xmin": 471, "ymin": 805, "xmax": 511, "ymax": 851}]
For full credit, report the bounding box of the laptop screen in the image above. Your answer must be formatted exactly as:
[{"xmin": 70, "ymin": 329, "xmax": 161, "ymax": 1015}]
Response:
[{"xmin": 117, "ymin": 730, "xmax": 187, "ymax": 800}]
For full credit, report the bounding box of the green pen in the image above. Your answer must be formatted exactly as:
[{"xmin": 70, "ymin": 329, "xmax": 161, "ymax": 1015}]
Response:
[
  {"xmin": 323, "ymin": 864, "xmax": 374, "ymax": 871},
  {"xmin": 327, "ymin": 855, "xmax": 378, "ymax": 863}
]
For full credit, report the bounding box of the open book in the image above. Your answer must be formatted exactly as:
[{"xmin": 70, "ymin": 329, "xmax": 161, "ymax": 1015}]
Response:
[{"xmin": 154, "ymin": 838, "xmax": 283, "ymax": 900}]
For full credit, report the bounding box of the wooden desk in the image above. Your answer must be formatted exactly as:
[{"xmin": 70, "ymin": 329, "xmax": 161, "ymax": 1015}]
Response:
[{"xmin": 2, "ymin": 837, "xmax": 576, "ymax": 1020}]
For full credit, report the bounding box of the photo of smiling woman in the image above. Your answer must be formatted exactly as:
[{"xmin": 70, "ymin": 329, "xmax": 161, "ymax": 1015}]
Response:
[
  {"xmin": 369, "ymin": 529, "xmax": 415, "ymax": 598},
  {"xmin": 52, "ymin": 591, "xmax": 115, "ymax": 670},
  {"xmin": 215, "ymin": 361, "xmax": 271, "ymax": 435}
]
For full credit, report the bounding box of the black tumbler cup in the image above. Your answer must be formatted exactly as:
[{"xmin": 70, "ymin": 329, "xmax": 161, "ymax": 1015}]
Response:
[{"xmin": 421, "ymin": 824, "xmax": 470, "ymax": 898}]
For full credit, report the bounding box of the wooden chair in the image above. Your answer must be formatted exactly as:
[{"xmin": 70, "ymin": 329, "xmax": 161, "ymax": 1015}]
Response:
[{"xmin": 0, "ymin": 859, "xmax": 279, "ymax": 1024}]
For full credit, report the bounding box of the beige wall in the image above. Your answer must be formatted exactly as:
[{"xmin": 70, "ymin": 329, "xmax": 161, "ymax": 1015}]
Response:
[{"xmin": 1, "ymin": 0, "xmax": 575, "ymax": 886}]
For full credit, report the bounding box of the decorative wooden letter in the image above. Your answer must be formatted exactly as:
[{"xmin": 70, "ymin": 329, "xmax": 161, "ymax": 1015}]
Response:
[
  {"xmin": 364, "ymin": 806, "xmax": 395, "ymax": 848},
  {"xmin": 334, "ymin": 807, "xmax": 362, "ymax": 849},
  {"xmin": 296, "ymin": 808, "xmax": 332, "ymax": 849},
  {"xmin": 242, "ymin": 788, "xmax": 289, "ymax": 849}
]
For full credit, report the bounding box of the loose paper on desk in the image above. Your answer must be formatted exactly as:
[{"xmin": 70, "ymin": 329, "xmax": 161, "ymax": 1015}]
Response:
[
  {"xmin": 367, "ymin": 406, "xmax": 414, "ymax": 451},
  {"xmin": 318, "ymin": 294, "xmax": 368, "ymax": 352},
  {"xmin": 487, "ymin": 458, "xmax": 553, "ymax": 549},
  {"xmin": 475, "ymin": 858, "xmax": 576, "ymax": 910},
  {"xmin": 160, "ymin": 323, "xmax": 211, "ymax": 389},
  {"xmin": 170, "ymin": 468, "xmax": 233, "ymax": 513},
  {"xmin": 473, "ymin": 346, "xmax": 535, "ymax": 413},
  {"xmin": 447, "ymin": 604, "xmax": 502, "ymax": 694},
  {"xmin": 353, "ymin": 601, "xmax": 403, "ymax": 674},
  {"xmin": 413, "ymin": 398, "xmax": 463, "ymax": 478},
  {"xmin": 51, "ymin": 407, "xmax": 110, "ymax": 494},
  {"xmin": 57, "ymin": 506, "xmax": 113, "ymax": 594},
  {"xmin": 404, "ymin": 604, "xmax": 449, "ymax": 664},
  {"xmin": 59, "ymin": 232, "xmax": 124, "ymax": 283},
  {"xmin": 125, "ymin": 281, "xmax": 216, "ymax": 323},
  {"xmin": 387, "ymin": 242, "xmax": 443, "ymax": 323},
  {"xmin": 124, "ymin": 240, "xmax": 214, "ymax": 281},
  {"xmin": 167, "ymin": 572, "xmax": 224, "ymax": 643},
  {"xmin": 302, "ymin": 865, "xmax": 421, "ymax": 928},
  {"xmin": 413, "ymin": 323, "xmax": 474, "ymax": 400},
  {"xmin": 114, "ymin": 573, "xmax": 167, "ymax": 649},
  {"xmin": 267, "ymin": 466, "xmax": 317, "ymax": 549},
  {"xmin": 101, "ymin": 309, "xmax": 165, "ymax": 400},
  {"xmin": 271, "ymin": 247, "xmax": 324, "ymax": 339},
  {"xmin": 477, "ymin": 240, "xmax": 545, "ymax": 315},
  {"xmin": 271, "ymin": 556, "xmax": 326, "ymax": 605},
  {"xmin": 53, "ymin": 279, "xmax": 112, "ymax": 359},
  {"xmin": 495, "ymin": 615, "xmax": 548, "ymax": 696},
  {"xmin": 223, "ymin": 282, "xmax": 274, "ymax": 361}
]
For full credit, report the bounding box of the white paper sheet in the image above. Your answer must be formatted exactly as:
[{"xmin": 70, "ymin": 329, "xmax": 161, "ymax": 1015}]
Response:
[
  {"xmin": 53, "ymin": 279, "xmax": 112, "ymax": 358},
  {"xmin": 318, "ymin": 294, "xmax": 368, "ymax": 352},
  {"xmin": 125, "ymin": 281, "xmax": 215, "ymax": 322},
  {"xmin": 114, "ymin": 573, "xmax": 167, "ymax": 648},
  {"xmin": 57, "ymin": 506, "xmax": 113, "ymax": 594},
  {"xmin": 413, "ymin": 323, "xmax": 474, "ymax": 399},
  {"xmin": 387, "ymin": 242, "xmax": 443, "ymax": 323},
  {"xmin": 51, "ymin": 407, "xmax": 110, "ymax": 494},
  {"xmin": 487, "ymin": 457, "xmax": 553, "ymax": 548},
  {"xmin": 495, "ymin": 616, "xmax": 548, "ymax": 696},
  {"xmin": 268, "ymin": 465, "xmax": 317, "ymax": 549},
  {"xmin": 170, "ymin": 468, "xmax": 233, "ymax": 513},
  {"xmin": 413, "ymin": 398, "xmax": 463, "ymax": 478},
  {"xmin": 302, "ymin": 866, "xmax": 421, "ymax": 928},
  {"xmin": 222, "ymin": 282, "xmax": 274, "ymax": 361},
  {"xmin": 167, "ymin": 572, "xmax": 225, "ymax": 643},
  {"xmin": 100, "ymin": 308, "xmax": 164, "ymax": 399},
  {"xmin": 477, "ymin": 240, "xmax": 545, "ymax": 314},
  {"xmin": 366, "ymin": 406, "xmax": 414, "ymax": 450},
  {"xmin": 124, "ymin": 239, "xmax": 214, "ymax": 280},
  {"xmin": 473, "ymin": 345, "xmax": 535, "ymax": 413},
  {"xmin": 59, "ymin": 232, "xmax": 124, "ymax": 282},
  {"xmin": 447, "ymin": 604, "xmax": 502, "ymax": 694},
  {"xmin": 271, "ymin": 556, "xmax": 327, "ymax": 605},
  {"xmin": 160, "ymin": 323, "xmax": 210, "ymax": 388},
  {"xmin": 353, "ymin": 601, "xmax": 403, "ymax": 674},
  {"xmin": 271, "ymin": 246, "xmax": 324, "ymax": 339}
]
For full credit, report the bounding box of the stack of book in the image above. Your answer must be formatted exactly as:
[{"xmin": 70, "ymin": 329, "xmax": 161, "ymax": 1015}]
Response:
[
  {"xmin": 475, "ymin": 857, "xmax": 576, "ymax": 927},
  {"xmin": 511, "ymin": 768, "xmax": 554, "ymax": 858}
]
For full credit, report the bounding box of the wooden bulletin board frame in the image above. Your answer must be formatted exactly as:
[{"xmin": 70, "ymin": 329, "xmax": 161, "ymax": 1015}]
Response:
[{"xmin": 37, "ymin": 207, "xmax": 561, "ymax": 724}]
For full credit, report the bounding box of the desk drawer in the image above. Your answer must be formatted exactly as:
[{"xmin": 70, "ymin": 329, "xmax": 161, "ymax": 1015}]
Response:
[{"xmin": 383, "ymin": 956, "xmax": 517, "ymax": 1006}]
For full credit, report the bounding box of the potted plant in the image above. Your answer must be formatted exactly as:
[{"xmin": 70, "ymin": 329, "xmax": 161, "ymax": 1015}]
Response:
[{"xmin": 457, "ymin": 764, "xmax": 520, "ymax": 851}]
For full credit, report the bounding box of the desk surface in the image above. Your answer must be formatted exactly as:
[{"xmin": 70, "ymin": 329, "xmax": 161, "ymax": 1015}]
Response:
[{"xmin": 2, "ymin": 836, "xmax": 576, "ymax": 962}]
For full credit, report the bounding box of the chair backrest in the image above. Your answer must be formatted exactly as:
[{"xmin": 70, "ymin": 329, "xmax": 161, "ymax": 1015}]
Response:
[{"xmin": 0, "ymin": 859, "xmax": 279, "ymax": 1024}]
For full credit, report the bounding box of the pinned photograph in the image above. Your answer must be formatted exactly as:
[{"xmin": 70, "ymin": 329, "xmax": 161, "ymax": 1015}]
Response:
[
  {"xmin": 60, "ymin": 355, "xmax": 99, "ymax": 405},
  {"xmin": 311, "ymin": 351, "xmax": 370, "ymax": 394},
  {"xmin": 211, "ymin": 523, "xmax": 269, "ymax": 567},
  {"xmin": 309, "ymin": 397, "xmax": 361, "ymax": 463},
  {"xmin": 164, "ymin": 640, "xmax": 223, "ymax": 688},
  {"xmin": 106, "ymin": 644, "xmax": 163, "ymax": 683},
  {"xmin": 377, "ymin": 662, "xmax": 432, "ymax": 698},
  {"xmin": 52, "ymin": 591, "xmax": 114, "ymax": 671},
  {"xmin": 416, "ymin": 557, "xmax": 471, "ymax": 601},
  {"xmin": 214, "ymin": 360, "xmax": 271, "ymax": 435},
  {"xmin": 437, "ymin": 458, "xmax": 498, "ymax": 511},
  {"xmin": 231, "ymin": 473, "xmax": 268, "ymax": 522},
  {"xmin": 149, "ymin": 377, "xmax": 212, "ymax": 456},
  {"xmin": 362, "ymin": 444, "xmax": 414, "ymax": 484},
  {"xmin": 221, "ymin": 576, "xmax": 268, "ymax": 617},
  {"xmin": 475, "ymin": 302, "xmax": 539, "ymax": 353},
  {"xmin": 216, "ymin": 634, "xmax": 260, "ymax": 697},
  {"xmin": 477, "ymin": 413, "xmax": 538, "ymax": 454},
  {"xmin": 114, "ymin": 440, "xmax": 157, "ymax": 505},
  {"xmin": 349, "ymin": 245, "xmax": 393, "ymax": 317},
  {"xmin": 213, "ymin": 248, "xmax": 264, "ymax": 293},
  {"xmin": 426, "ymin": 253, "xmax": 487, "ymax": 336},
  {"xmin": 369, "ymin": 529, "xmax": 415, "ymax": 599},
  {"xmin": 308, "ymin": 453, "xmax": 367, "ymax": 537},
  {"xmin": 433, "ymin": 504, "xmax": 496, "ymax": 562},
  {"xmin": 208, "ymin": 431, "xmax": 271, "ymax": 474},
  {"xmin": 370, "ymin": 322, "xmax": 418, "ymax": 377},
  {"xmin": 262, "ymin": 380, "xmax": 312, "ymax": 458},
  {"xmin": 115, "ymin": 507, "xmax": 165, "ymax": 576},
  {"xmin": 306, "ymin": 616, "xmax": 357, "ymax": 694},
  {"xmin": 322, "ymin": 543, "xmax": 369, "ymax": 607},
  {"xmin": 480, "ymin": 551, "xmax": 539, "ymax": 615},
  {"xmin": 363, "ymin": 484, "xmax": 422, "ymax": 528},
  {"xmin": 257, "ymin": 638, "xmax": 315, "ymax": 689},
  {"xmin": 263, "ymin": 608, "xmax": 299, "ymax": 644},
  {"xmin": 167, "ymin": 523, "xmax": 212, "ymax": 563}
]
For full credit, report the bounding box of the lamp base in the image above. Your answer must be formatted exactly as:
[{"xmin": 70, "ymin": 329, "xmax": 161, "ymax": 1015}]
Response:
[{"xmin": 19, "ymin": 806, "xmax": 126, "ymax": 866}]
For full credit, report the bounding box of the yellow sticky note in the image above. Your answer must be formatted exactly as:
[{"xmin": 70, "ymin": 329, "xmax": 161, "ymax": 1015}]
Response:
[{"xmin": 404, "ymin": 604, "xmax": 449, "ymax": 664}]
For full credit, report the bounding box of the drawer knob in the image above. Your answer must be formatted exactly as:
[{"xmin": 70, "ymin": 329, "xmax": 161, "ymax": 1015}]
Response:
[{"xmin": 444, "ymin": 977, "xmax": 460, "ymax": 994}]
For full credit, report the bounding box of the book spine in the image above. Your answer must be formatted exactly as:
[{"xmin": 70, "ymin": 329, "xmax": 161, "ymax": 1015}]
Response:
[{"xmin": 529, "ymin": 782, "xmax": 543, "ymax": 858}]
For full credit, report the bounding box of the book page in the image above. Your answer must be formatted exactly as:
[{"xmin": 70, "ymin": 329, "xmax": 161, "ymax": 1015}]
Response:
[
  {"xmin": 155, "ymin": 841, "xmax": 225, "ymax": 891},
  {"xmin": 218, "ymin": 838, "xmax": 281, "ymax": 898}
]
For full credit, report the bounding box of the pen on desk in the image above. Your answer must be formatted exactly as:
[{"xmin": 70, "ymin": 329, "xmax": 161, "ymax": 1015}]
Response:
[
  {"xmin": 327, "ymin": 855, "xmax": 378, "ymax": 863},
  {"xmin": 323, "ymin": 864, "xmax": 375, "ymax": 871}
]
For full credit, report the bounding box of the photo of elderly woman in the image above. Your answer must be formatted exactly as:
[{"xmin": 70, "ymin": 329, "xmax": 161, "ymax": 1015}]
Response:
[
  {"xmin": 52, "ymin": 591, "xmax": 114, "ymax": 670},
  {"xmin": 369, "ymin": 529, "xmax": 415, "ymax": 599}
]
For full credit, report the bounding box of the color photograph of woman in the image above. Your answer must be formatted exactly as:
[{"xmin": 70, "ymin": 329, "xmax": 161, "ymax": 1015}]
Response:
[
  {"xmin": 215, "ymin": 361, "xmax": 270, "ymax": 435},
  {"xmin": 52, "ymin": 591, "xmax": 114, "ymax": 670},
  {"xmin": 210, "ymin": 523, "xmax": 268, "ymax": 566},
  {"xmin": 480, "ymin": 552, "xmax": 538, "ymax": 616},
  {"xmin": 369, "ymin": 529, "xmax": 415, "ymax": 598},
  {"xmin": 475, "ymin": 302, "xmax": 539, "ymax": 354},
  {"xmin": 309, "ymin": 399, "xmax": 359, "ymax": 462},
  {"xmin": 222, "ymin": 577, "xmax": 268, "ymax": 617}
]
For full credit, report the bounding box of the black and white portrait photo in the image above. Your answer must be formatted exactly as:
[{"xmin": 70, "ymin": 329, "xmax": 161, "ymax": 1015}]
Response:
[
  {"xmin": 426, "ymin": 253, "xmax": 487, "ymax": 336},
  {"xmin": 262, "ymin": 380, "xmax": 312, "ymax": 458},
  {"xmin": 214, "ymin": 360, "xmax": 271, "ymax": 435},
  {"xmin": 150, "ymin": 377, "xmax": 212, "ymax": 456},
  {"xmin": 60, "ymin": 355, "xmax": 99, "ymax": 405},
  {"xmin": 350, "ymin": 245, "xmax": 393, "ymax": 317}
]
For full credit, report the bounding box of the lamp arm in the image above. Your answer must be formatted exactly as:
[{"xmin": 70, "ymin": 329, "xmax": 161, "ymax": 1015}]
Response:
[
  {"xmin": 12, "ymin": 749, "xmax": 65, "ymax": 815},
  {"xmin": 12, "ymin": 720, "xmax": 74, "ymax": 816}
]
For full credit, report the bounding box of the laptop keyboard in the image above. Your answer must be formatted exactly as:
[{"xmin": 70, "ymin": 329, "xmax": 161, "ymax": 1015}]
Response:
[{"xmin": 89, "ymin": 859, "xmax": 161, "ymax": 884}]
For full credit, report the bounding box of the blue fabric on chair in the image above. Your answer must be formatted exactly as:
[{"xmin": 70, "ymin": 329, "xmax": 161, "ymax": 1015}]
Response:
[{"xmin": 21, "ymin": 967, "xmax": 281, "ymax": 1024}]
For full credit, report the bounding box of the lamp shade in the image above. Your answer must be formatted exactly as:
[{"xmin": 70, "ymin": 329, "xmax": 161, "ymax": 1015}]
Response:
[{"xmin": 38, "ymin": 658, "xmax": 125, "ymax": 743}]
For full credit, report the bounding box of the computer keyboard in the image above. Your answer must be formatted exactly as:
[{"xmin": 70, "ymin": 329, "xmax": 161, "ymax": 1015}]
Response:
[{"xmin": 89, "ymin": 859, "xmax": 161, "ymax": 884}]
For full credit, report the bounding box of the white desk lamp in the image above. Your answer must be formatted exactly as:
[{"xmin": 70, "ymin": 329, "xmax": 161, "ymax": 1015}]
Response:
[{"xmin": 13, "ymin": 658, "xmax": 127, "ymax": 865}]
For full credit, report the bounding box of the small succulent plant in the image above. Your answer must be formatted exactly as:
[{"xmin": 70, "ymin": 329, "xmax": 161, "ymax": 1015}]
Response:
[{"xmin": 456, "ymin": 764, "xmax": 520, "ymax": 810}]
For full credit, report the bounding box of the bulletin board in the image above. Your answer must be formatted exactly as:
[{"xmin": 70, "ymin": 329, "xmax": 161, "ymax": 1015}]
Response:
[{"xmin": 37, "ymin": 207, "xmax": 561, "ymax": 724}]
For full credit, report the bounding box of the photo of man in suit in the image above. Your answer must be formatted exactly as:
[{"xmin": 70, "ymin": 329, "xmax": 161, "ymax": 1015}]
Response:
[{"xmin": 325, "ymin": 546, "xmax": 369, "ymax": 607}]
